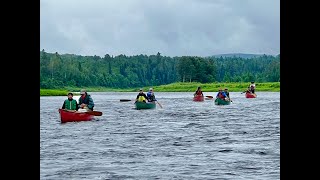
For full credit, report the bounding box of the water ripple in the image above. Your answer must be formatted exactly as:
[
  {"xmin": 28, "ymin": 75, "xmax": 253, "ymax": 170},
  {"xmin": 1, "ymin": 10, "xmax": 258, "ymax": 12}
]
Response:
[{"xmin": 41, "ymin": 92, "xmax": 280, "ymax": 179}]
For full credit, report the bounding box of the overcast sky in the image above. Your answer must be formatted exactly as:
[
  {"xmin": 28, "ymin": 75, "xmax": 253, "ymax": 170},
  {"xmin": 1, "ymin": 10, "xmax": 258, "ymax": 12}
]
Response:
[{"xmin": 40, "ymin": 0, "xmax": 280, "ymax": 57}]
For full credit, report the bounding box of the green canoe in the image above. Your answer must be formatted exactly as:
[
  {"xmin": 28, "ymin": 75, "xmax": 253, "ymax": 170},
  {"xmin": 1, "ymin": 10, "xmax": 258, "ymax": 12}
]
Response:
[
  {"xmin": 135, "ymin": 101, "xmax": 156, "ymax": 110},
  {"xmin": 214, "ymin": 98, "xmax": 231, "ymax": 105}
]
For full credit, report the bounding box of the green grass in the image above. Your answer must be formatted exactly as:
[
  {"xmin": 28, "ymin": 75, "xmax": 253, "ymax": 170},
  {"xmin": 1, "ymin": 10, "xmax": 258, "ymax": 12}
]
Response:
[
  {"xmin": 40, "ymin": 87, "xmax": 133, "ymax": 96},
  {"xmin": 40, "ymin": 82, "xmax": 280, "ymax": 96},
  {"xmin": 40, "ymin": 89, "xmax": 71, "ymax": 96},
  {"xmin": 151, "ymin": 82, "xmax": 280, "ymax": 92}
]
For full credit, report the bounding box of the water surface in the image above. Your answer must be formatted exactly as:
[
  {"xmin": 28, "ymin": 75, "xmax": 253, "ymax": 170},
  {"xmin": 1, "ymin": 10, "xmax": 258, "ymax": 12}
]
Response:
[{"xmin": 40, "ymin": 92, "xmax": 280, "ymax": 179}]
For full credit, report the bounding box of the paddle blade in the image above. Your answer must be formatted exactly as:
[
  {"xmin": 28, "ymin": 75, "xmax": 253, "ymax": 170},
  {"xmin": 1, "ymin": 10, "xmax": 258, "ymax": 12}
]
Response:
[
  {"xmin": 120, "ymin": 99, "xmax": 132, "ymax": 102},
  {"xmin": 86, "ymin": 111, "xmax": 102, "ymax": 116},
  {"xmin": 205, "ymin": 96, "xmax": 213, "ymax": 98}
]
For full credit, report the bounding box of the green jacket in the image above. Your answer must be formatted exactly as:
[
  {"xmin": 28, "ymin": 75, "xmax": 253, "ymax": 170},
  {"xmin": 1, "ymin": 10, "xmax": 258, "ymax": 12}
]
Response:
[
  {"xmin": 78, "ymin": 94, "xmax": 94, "ymax": 110},
  {"xmin": 62, "ymin": 99, "xmax": 78, "ymax": 110}
]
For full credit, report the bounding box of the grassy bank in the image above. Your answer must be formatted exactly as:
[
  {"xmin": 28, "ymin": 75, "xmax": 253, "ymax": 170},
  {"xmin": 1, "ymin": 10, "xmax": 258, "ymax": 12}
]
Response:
[
  {"xmin": 40, "ymin": 89, "xmax": 71, "ymax": 96},
  {"xmin": 40, "ymin": 82, "xmax": 280, "ymax": 96},
  {"xmin": 152, "ymin": 82, "xmax": 280, "ymax": 92},
  {"xmin": 40, "ymin": 87, "xmax": 132, "ymax": 96}
]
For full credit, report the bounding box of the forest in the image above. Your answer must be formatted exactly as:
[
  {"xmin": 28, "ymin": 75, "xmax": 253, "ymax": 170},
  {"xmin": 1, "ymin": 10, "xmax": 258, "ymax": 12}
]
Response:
[{"xmin": 40, "ymin": 50, "xmax": 280, "ymax": 89}]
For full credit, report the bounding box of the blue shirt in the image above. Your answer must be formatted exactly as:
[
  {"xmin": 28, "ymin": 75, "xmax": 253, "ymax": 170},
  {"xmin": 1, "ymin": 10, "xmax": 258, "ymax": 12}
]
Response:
[
  {"xmin": 216, "ymin": 91, "xmax": 227, "ymax": 98},
  {"xmin": 147, "ymin": 91, "xmax": 157, "ymax": 102}
]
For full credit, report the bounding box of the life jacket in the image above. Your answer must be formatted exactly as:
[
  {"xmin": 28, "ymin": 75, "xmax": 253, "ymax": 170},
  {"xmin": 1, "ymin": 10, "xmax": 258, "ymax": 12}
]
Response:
[
  {"xmin": 64, "ymin": 99, "xmax": 77, "ymax": 110},
  {"xmin": 147, "ymin": 92, "xmax": 155, "ymax": 101},
  {"xmin": 138, "ymin": 95, "xmax": 146, "ymax": 102},
  {"xmin": 195, "ymin": 90, "xmax": 202, "ymax": 96},
  {"xmin": 218, "ymin": 92, "xmax": 225, "ymax": 99}
]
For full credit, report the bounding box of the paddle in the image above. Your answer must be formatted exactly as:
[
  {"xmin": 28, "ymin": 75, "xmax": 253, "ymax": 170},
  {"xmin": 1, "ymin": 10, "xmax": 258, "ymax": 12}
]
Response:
[
  {"xmin": 241, "ymin": 90, "xmax": 248, "ymax": 94},
  {"xmin": 120, "ymin": 99, "xmax": 132, "ymax": 102},
  {"xmin": 205, "ymin": 96, "xmax": 213, "ymax": 98},
  {"xmin": 85, "ymin": 111, "xmax": 102, "ymax": 116},
  {"xmin": 156, "ymin": 101, "xmax": 163, "ymax": 108}
]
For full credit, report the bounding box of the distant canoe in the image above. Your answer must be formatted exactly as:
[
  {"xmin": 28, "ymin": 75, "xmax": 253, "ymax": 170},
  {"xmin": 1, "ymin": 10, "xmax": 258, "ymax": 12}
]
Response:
[
  {"xmin": 245, "ymin": 92, "xmax": 257, "ymax": 98},
  {"xmin": 193, "ymin": 95, "xmax": 204, "ymax": 101},
  {"xmin": 214, "ymin": 98, "xmax": 231, "ymax": 105},
  {"xmin": 135, "ymin": 101, "xmax": 156, "ymax": 110},
  {"xmin": 59, "ymin": 109, "xmax": 94, "ymax": 123}
]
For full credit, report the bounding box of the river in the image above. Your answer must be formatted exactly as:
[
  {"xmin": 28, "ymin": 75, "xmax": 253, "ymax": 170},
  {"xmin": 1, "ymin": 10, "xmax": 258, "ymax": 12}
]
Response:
[{"xmin": 40, "ymin": 92, "xmax": 280, "ymax": 179}]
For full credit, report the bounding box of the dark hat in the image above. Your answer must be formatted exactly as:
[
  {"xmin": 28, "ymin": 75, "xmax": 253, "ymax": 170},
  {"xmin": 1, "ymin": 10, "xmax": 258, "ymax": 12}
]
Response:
[{"xmin": 67, "ymin": 92, "xmax": 73, "ymax": 96}]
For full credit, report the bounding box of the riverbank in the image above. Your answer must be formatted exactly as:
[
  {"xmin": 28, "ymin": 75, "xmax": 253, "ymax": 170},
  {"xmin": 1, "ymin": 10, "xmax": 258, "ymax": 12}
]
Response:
[{"xmin": 40, "ymin": 82, "xmax": 280, "ymax": 96}]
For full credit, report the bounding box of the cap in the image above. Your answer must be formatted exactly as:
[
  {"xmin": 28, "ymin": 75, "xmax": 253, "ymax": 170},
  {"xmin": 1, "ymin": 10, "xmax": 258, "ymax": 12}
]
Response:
[
  {"xmin": 139, "ymin": 88, "xmax": 143, "ymax": 91},
  {"xmin": 225, "ymin": 88, "xmax": 228, "ymax": 90},
  {"xmin": 67, "ymin": 92, "xmax": 73, "ymax": 96},
  {"xmin": 149, "ymin": 88, "xmax": 153, "ymax": 91},
  {"xmin": 80, "ymin": 89, "xmax": 86, "ymax": 95}
]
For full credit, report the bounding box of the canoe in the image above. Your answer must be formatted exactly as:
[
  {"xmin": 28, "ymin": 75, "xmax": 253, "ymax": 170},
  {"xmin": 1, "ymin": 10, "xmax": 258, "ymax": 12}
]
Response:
[
  {"xmin": 193, "ymin": 95, "xmax": 204, "ymax": 101},
  {"xmin": 135, "ymin": 101, "xmax": 156, "ymax": 110},
  {"xmin": 59, "ymin": 108, "xmax": 94, "ymax": 123},
  {"xmin": 214, "ymin": 98, "xmax": 231, "ymax": 105},
  {"xmin": 245, "ymin": 92, "xmax": 257, "ymax": 98}
]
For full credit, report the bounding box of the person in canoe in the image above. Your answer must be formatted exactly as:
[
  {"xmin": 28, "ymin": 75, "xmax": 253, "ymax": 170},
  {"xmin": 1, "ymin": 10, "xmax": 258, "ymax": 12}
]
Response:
[
  {"xmin": 249, "ymin": 81, "xmax": 256, "ymax": 94},
  {"xmin": 135, "ymin": 88, "xmax": 148, "ymax": 103},
  {"xmin": 62, "ymin": 92, "xmax": 79, "ymax": 111},
  {"xmin": 78, "ymin": 89, "xmax": 95, "ymax": 111},
  {"xmin": 224, "ymin": 88, "xmax": 231, "ymax": 101},
  {"xmin": 194, "ymin": 86, "xmax": 204, "ymax": 97},
  {"xmin": 146, "ymin": 88, "xmax": 157, "ymax": 102},
  {"xmin": 216, "ymin": 88, "xmax": 228, "ymax": 100}
]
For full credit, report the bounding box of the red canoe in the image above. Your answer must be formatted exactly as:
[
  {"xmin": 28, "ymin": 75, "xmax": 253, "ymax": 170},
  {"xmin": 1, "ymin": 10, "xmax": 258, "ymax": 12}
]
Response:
[
  {"xmin": 245, "ymin": 92, "xmax": 257, "ymax": 98},
  {"xmin": 59, "ymin": 109, "xmax": 94, "ymax": 123},
  {"xmin": 193, "ymin": 95, "xmax": 204, "ymax": 101}
]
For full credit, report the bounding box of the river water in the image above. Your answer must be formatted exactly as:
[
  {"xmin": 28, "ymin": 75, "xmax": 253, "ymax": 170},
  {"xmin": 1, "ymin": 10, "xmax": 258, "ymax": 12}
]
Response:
[{"xmin": 40, "ymin": 92, "xmax": 280, "ymax": 179}]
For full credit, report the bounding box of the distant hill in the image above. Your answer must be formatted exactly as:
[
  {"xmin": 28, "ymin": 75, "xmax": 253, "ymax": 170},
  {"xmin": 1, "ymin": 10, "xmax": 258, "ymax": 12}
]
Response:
[{"xmin": 211, "ymin": 53, "xmax": 268, "ymax": 59}]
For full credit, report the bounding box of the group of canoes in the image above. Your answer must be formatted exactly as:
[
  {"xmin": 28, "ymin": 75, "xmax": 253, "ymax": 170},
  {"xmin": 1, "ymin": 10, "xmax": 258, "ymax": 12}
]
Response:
[
  {"xmin": 58, "ymin": 84, "xmax": 257, "ymax": 123},
  {"xmin": 193, "ymin": 91, "xmax": 256, "ymax": 105},
  {"xmin": 193, "ymin": 84, "xmax": 257, "ymax": 105}
]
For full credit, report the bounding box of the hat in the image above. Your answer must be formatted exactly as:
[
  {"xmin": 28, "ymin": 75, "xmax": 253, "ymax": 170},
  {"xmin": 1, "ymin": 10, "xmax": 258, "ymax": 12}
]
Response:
[
  {"xmin": 139, "ymin": 88, "xmax": 143, "ymax": 91},
  {"xmin": 149, "ymin": 88, "xmax": 153, "ymax": 91},
  {"xmin": 80, "ymin": 89, "xmax": 86, "ymax": 95},
  {"xmin": 225, "ymin": 88, "xmax": 228, "ymax": 90},
  {"xmin": 67, "ymin": 92, "xmax": 73, "ymax": 96}
]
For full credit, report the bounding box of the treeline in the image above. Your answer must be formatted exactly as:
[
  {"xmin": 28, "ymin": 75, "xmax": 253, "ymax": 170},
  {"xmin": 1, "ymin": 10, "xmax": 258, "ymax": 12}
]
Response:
[{"xmin": 40, "ymin": 50, "xmax": 280, "ymax": 88}]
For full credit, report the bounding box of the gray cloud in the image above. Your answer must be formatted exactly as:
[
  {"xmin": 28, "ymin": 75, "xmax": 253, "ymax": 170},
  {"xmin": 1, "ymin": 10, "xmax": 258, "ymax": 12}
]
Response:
[{"xmin": 40, "ymin": 0, "xmax": 280, "ymax": 57}]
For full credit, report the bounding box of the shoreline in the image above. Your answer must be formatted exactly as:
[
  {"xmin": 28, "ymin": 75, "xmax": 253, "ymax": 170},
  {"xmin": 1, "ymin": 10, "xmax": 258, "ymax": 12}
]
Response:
[{"xmin": 40, "ymin": 82, "xmax": 280, "ymax": 96}]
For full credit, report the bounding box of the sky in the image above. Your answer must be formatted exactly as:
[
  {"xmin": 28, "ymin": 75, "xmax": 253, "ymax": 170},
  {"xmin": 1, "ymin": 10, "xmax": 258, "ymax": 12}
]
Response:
[{"xmin": 40, "ymin": 0, "xmax": 280, "ymax": 57}]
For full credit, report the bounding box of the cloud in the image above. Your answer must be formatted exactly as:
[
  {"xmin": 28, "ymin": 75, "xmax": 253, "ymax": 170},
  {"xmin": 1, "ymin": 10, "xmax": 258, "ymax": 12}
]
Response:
[{"xmin": 40, "ymin": 0, "xmax": 280, "ymax": 57}]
